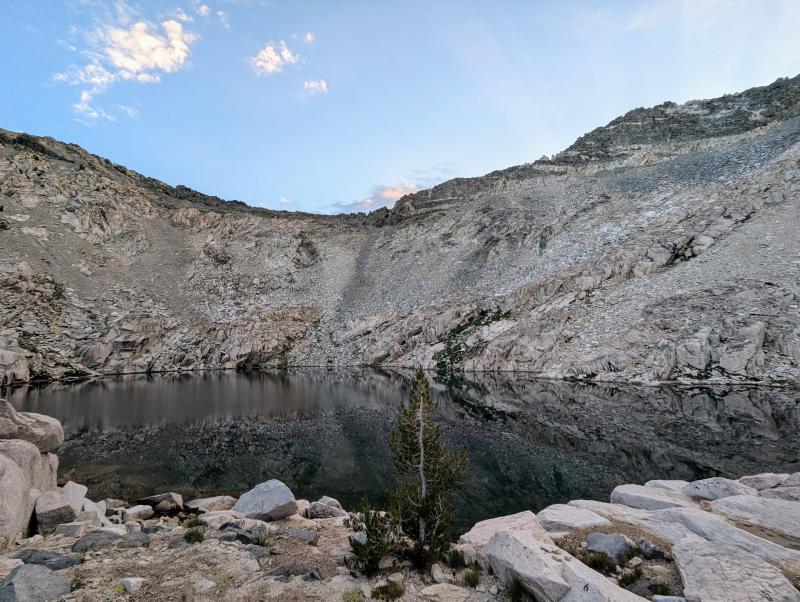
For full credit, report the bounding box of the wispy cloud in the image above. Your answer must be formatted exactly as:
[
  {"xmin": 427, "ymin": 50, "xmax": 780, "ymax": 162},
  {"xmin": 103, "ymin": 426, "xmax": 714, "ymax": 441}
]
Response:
[
  {"xmin": 303, "ymin": 32, "xmax": 314, "ymax": 43},
  {"xmin": 626, "ymin": 0, "xmax": 743, "ymax": 31},
  {"xmin": 54, "ymin": 2, "xmax": 197, "ymax": 123},
  {"xmin": 329, "ymin": 182, "xmax": 421, "ymax": 213},
  {"xmin": 303, "ymin": 79, "xmax": 328, "ymax": 95},
  {"xmin": 250, "ymin": 40, "xmax": 298, "ymax": 75},
  {"xmin": 217, "ymin": 10, "xmax": 230, "ymax": 29},
  {"xmin": 196, "ymin": 4, "xmax": 211, "ymax": 17}
]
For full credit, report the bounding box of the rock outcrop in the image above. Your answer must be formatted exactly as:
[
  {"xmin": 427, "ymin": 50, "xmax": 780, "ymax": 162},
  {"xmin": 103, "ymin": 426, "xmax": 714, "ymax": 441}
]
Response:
[{"xmin": 1, "ymin": 75, "xmax": 799, "ymax": 386}]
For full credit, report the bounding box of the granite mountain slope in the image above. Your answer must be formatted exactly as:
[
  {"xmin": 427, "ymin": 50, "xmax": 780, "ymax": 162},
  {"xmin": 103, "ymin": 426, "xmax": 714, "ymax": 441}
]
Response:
[{"xmin": 1, "ymin": 76, "xmax": 799, "ymax": 386}]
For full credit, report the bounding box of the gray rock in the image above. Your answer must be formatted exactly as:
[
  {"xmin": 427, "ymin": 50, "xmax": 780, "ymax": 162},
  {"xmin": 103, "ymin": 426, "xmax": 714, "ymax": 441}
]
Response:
[
  {"xmin": 120, "ymin": 577, "xmax": 145, "ymax": 593},
  {"xmin": 122, "ymin": 504, "xmax": 154, "ymax": 522},
  {"xmin": 459, "ymin": 511, "xmax": 549, "ymax": 548},
  {"xmin": 637, "ymin": 539, "xmax": 665, "ymax": 560},
  {"xmin": 219, "ymin": 526, "xmax": 257, "ymax": 545},
  {"xmin": 761, "ymin": 487, "xmax": 800, "ymax": 502},
  {"xmin": 54, "ymin": 521, "xmax": 90, "ymax": 537},
  {"xmin": 0, "ymin": 440, "xmax": 57, "ymax": 493},
  {"xmin": 287, "ymin": 528, "xmax": 319, "ymax": 545},
  {"xmin": 34, "ymin": 491, "xmax": 76, "ymax": 535},
  {"xmin": 738, "ymin": 473, "xmax": 790, "ymax": 490},
  {"xmin": 138, "ymin": 492, "xmax": 183, "ymax": 512},
  {"xmin": 0, "ymin": 564, "xmax": 70, "ymax": 601},
  {"xmin": 0, "ymin": 402, "xmax": 64, "ymax": 453},
  {"xmin": 431, "ymin": 563, "xmax": 454, "ymax": 584},
  {"xmin": 59, "ymin": 481, "xmax": 87, "ymax": 504},
  {"xmin": 610, "ymin": 484, "xmax": 695, "ymax": 510},
  {"xmin": 71, "ymin": 530, "xmax": 122, "ymax": 553},
  {"xmin": 586, "ymin": 532, "xmax": 636, "ymax": 564},
  {"xmin": 185, "ymin": 495, "xmax": 236, "ymax": 513},
  {"xmin": 783, "ymin": 473, "xmax": 800, "ymax": 488},
  {"xmin": 682, "ymin": 477, "xmax": 758, "ymax": 501},
  {"xmin": 307, "ymin": 501, "xmax": 347, "ymax": 519},
  {"xmin": 0, "ymin": 456, "xmax": 29, "ymax": 549},
  {"xmin": 118, "ymin": 532, "xmax": 151, "ymax": 548},
  {"xmin": 13, "ymin": 549, "xmax": 80, "ymax": 571},
  {"xmin": 673, "ymin": 537, "xmax": 800, "ymax": 602},
  {"xmin": 644, "ymin": 480, "xmax": 690, "ymax": 492},
  {"xmin": 317, "ymin": 495, "xmax": 342, "ymax": 510},
  {"xmin": 710, "ymin": 495, "xmax": 800, "ymax": 546},
  {"xmin": 652, "ymin": 597, "xmax": 686, "ymax": 602},
  {"xmin": 232, "ymin": 480, "xmax": 297, "ymax": 521},
  {"xmin": 536, "ymin": 504, "xmax": 610, "ymax": 535}
]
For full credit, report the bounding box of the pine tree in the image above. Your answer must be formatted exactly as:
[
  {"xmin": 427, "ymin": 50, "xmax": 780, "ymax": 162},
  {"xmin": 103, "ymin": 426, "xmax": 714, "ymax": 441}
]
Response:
[{"xmin": 389, "ymin": 367, "xmax": 467, "ymax": 567}]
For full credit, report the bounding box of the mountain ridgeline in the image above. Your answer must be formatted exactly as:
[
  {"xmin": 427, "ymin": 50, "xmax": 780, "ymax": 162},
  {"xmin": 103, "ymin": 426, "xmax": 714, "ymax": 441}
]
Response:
[{"xmin": 1, "ymin": 76, "xmax": 799, "ymax": 386}]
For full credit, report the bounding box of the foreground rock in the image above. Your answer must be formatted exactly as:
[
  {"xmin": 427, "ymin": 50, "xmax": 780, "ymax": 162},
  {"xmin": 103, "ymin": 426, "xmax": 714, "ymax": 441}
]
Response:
[
  {"xmin": 0, "ymin": 402, "xmax": 63, "ymax": 453},
  {"xmin": 233, "ymin": 480, "xmax": 298, "ymax": 521},
  {"xmin": 710, "ymin": 495, "xmax": 800, "ymax": 547},
  {"xmin": 185, "ymin": 495, "xmax": 237, "ymax": 513},
  {"xmin": 0, "ymin": 564, "xmax": 70, "ymax": 601}
]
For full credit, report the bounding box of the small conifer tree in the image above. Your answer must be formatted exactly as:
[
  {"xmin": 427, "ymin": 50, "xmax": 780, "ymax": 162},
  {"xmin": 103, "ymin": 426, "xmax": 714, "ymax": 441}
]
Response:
[{"xmin": 390, "ymin": 367, "xmax": 467, "ymax": 567}]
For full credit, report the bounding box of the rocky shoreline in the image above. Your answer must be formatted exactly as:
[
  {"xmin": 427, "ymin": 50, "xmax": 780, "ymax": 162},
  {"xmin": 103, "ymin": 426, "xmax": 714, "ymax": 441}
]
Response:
[{"xmin": 2, "ymin": 402, "xmax": 800, "ymax": 600}]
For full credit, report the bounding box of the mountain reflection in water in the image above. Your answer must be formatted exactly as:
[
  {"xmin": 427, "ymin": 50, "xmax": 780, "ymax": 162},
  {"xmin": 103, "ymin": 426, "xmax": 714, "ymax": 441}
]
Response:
[{"xmin": 9, "ymin": 369, "xmax": 800, "ymax": 529}]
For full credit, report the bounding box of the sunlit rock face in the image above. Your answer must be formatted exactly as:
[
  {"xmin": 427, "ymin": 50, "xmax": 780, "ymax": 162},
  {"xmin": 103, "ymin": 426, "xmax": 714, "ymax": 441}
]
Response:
[{"xmin": 1, "ymin": 75, "xmax": 799, "ymax": 385}]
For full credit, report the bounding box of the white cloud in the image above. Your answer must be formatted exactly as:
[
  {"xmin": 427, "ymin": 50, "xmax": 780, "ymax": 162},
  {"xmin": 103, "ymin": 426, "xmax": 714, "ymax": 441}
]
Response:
[
  {"xmin": 279, "ymin": 196, "xmax": 291, "ymax": 204},
  {"xmin": 196, "ymin": 4, "xmax": 210, "ymax": 16},
  {"xmin": 54, "ymin": 5, "xmax": 197, "ymax": 124},
  {"xmin": 115, "ymin": 103, "xmax": 138, "ymax": 117},
  {"xmin": 304, "ymin": 32, "xmax": 314, "ymax": 43},
  {"xmin": 250, "ymin": 40, "xmax": 298, "ymax": 75},
  {"xmin": 217, "ymin": 10, "xmax": 230, "ymax": 29},
  {"xmin": 330, "ymin": 182, "xmax": 420, "ymax": 213},
  {"xmin": 303, "ymin": 79, "xmax": 328, "ymax": 95},
  {"xmin": 172, "ymin": 9, "xmax": 193, "ymax": 23}
]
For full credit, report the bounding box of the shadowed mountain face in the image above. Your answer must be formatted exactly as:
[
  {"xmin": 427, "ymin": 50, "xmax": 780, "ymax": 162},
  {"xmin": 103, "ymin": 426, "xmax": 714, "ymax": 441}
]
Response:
[
  {"xmin": 8, "ymin": 370, "xmax": 800, "ymax": 529},
  {"xmin": 1, "ymin": 76, "xmax": 799, "ymax": 386}
]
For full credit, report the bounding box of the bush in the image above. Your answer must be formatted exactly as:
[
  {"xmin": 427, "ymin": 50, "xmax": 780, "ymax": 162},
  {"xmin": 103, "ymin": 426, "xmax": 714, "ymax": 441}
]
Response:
[
  {"xmin": 342, "ymin": 591, "xmax": 365, "ymax": 602},
  {"xmin": 183, "ymin": 517, "xmax": 203, "ymax": 528},
  {"xmin": 372, "ymin": 580, "xmax": 404, "ymax": 600},
  {"xmin": 585, "ymin": 552, "xmax": 615, "ymax": 574},
  {"xmin": 619, "ymin": 567, "xmax": 642, "ymax": 588},
  {"xmin": 507, "ymin": 579, "xmax": 536, "ymax": 602},
  {"xmin": 213, "ymin": 573, "xmax": 233, "ymax": 588},
  {"xmin": 464, "ymin": 568, "xmax": 481, "ymax": 588},
  {"xmin": 184, "ymin": 527, "xmax": 205, "ymax": 544},
  {"xmin": 447, "ymin": 548, "xmax": 466, "ymax": 568},
  {"xmin": 344, "ymin": 498, "xmax": 399, "ymax": 576}
]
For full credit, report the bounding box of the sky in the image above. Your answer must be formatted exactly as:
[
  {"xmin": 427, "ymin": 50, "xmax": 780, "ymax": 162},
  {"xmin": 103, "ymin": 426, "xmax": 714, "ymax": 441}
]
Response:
[{"xmin": 1, "ymin": 1, "xmax": 799, "ymax": 214}]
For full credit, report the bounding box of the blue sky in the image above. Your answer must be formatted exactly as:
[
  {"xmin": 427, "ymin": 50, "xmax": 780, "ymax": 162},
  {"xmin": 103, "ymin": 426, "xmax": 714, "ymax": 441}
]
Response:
[{"xmin": 2, "ymin": 1, "xmax": 799, "ymax": 213}]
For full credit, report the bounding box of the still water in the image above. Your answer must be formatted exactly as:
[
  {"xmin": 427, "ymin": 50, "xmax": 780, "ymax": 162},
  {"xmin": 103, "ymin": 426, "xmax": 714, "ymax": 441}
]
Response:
[{"xmin": 8, "ymin": 369, "xmax": 800, "ymax": 529}]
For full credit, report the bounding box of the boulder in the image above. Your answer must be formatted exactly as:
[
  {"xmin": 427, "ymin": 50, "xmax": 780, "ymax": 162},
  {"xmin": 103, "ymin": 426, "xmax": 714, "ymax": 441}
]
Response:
[
  {"xmin": 761, "ymin": 487, "xmax": 800, "ymax": 502},
  {"xmin": 431, "ymin": 562, "xmax": 454, "ymax": 584},
  {"xmin": 559, "ymin": 556, "xmax": 646, "ymax": 601},
  {"xmin": 139, "ymin": 492, "xmax": 183, "ymax": 512},
  {"xmin": 0, "ymin": 401, "xmax": 64, "ymax": 453},
  {"xmin": 536, "ymin": 504, "xmax": 610, "ymax": 535},
  {"xmin": 480, "ymin": 530, "xmax": 570, "ymax": 599},
  {"xmin": 13, "ymin": 549, "xmax": 80, "ymax": 571},
  {"xmin": 419, "ymin": 583, "xmax": 472, "ymax": 601},
  {"xmin": 185, "ymin": 495, "xmax": 236, "ymax": 513},
  {"xmin": 0, "ymin": 456, "xmax": 29, "ymax": 549},
  {"xmin": 120, "ymin": 577, "xmax": 146, "ymax": 593},
  {"xmin": 71, "ymin": 530, "xmax": 122, "ymax": 553},
  {"xmin": 198, "ymin": 510, "xmax": 246, "ymax": 529},
  {"xmin": 232, "ymin": 480, "xmax": 297, "ymax": 521},
  {"xmin": 60, "ymin": 481, "xmax": 87, "ymax": 505},
  {"xmin": 710, "ymin": 495, "xmax": 800, "ymax": 546},
  {"xmin": 122, "ymin": 505, "xmax": 154, "ymax": 522},
  {"xmin": 783, "ymin": 473, "xmax": 800, "ymax": 488},
  {"xmin": 0, "ymin": 440, "xmax": 57, "ymax": 492},
  {"xmin": 34, "ymin": 491, "xmax": 77, "ymax": 535},
  {"xmin": 681, "ymin": 477, "xmax": 757, "ymax": 500},
  {"xmin": 104, "ymin": 498, "xmax": 129, "ymax": 512},
  {"xmin": 0, "ymin": 564, "xmax": 70, "ymax": 601},
  {"xmin": 317, "ymin": 495, "xmax": 343, "ymax": 510},
  {"xmin": 610, "ymin": 484, "xmax": 695, "ymax": 510},
  {"xmin": 54, "ymin": 521, "xmax": 91, "ymax": 537},
  {"xmin": 0, "ymin": 560, "xmax": 22, "ymax": 580},
  {"xmin": 586, "ymin": 532, "xmax": 636, "ymax": 564},
  {"xmin": 308, "ymin": 501, "xmax": 347, "ymax": 519},
  {"xmin": 459, "ymin": 511, "xmax": 549, "ymax": 548},
  {"xmin": 673, "ymin": 537, "xmax": 800, "ymax": 602},
  {"xmin": 287, "ymin": 528, "xmax": 319, "ymax": 545},
  {"xmin": 644, "ymin": 480, "xmax": 690, "ymax": 492},
  {"xmin": 738, "ymin": 473, "xmax": 790, "ymax": 490},
  {"xmin": 295, "ymin": 499, "xmax": 311, "ymax": 517}
]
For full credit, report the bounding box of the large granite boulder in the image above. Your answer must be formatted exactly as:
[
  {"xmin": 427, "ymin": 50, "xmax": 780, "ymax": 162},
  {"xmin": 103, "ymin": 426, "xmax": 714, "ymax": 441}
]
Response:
[
  {"xmin": 459, "ymin": 511, "xmax": 549, "ymax": 548},
  {"xmin": 185, "ymin": 496, "xmax": 237, "ymax": 513},
  {"xmin": 738, "ymin": 473, "xmax": 790, "ymax": 491},
  {"xmin": 761, "ymin": 487, "xmax": 800, "ymax": 502},
  {"xmin": 232, "ymin": 480, "xmax": 297, "ymax": 521},
  {"xmin": 710, "ymin": 495, "xmax": 800, "ymax": 546},
  {"xmin": 673, "ymin": 537, "xmax": 800, "ymax": 602},
  {"xmin": 13, "ymin": 549, "xmax": 80, "ymax": 571},
  {"xmin": 0, "ymin": 456, "xmax": 28, "ymax": 549},
  {"xmin": 0, "ymin": 563, "xmax": 70, "ymax": 601},
  {"xmin": 34, "ymin": 491, "xmax": 77, "ymax": 535},
  {"xmin": 0, "ymin": 440, "xmax": 57, "ymax": 492},
  {"xmin": 536, "ymin": 504, "xmax": 610, "ymax": 536},
  {"xmin": 308, "ymin": 501, "xmax": 347, "ymax": 519},
  {"xmin": 0, "ymin": 401, "xmax": 63, "ymax": 453},
  {"xmin": 682, "ymin": 477, "xmax": 758, "ymax": 501},
  {"xmin": 610, "ymin": 484, "xmax": 695, "ymax": 510}
]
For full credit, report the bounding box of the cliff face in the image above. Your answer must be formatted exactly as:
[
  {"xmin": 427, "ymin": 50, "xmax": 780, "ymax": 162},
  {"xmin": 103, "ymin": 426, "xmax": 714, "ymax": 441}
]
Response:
[{"xmin": 1, "ymin": 76, "xmax": 799, "ymax": 386}]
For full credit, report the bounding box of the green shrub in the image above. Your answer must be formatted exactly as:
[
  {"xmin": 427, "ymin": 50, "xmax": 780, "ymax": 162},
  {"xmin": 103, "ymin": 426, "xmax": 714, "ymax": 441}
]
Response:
[
  {"xmin": 183, "ymin": 517, "xmax": 204, "ymax": 528},
  {"xmin": 372, "ymin": 580, "xmax": 404, "ymax": 600},
  {"xmin": 507, "ymin": 579, "xmax": 535, "ymax": 601},
  {"xmin": 111, "ymin": 583, "xmax": 125, "ymax": 596},
  {"xmin": 69, "ymin": 577, "xmax": 85, "ymax": 591},
  {"xmin": 464, "ymin": 568, "xmax": 481, "ymax": 588},
  {"xmin": 344, "ymin": 498, "xmax": 399, "ymax": 576},
  {"xmin": 184, "ymin": 527, "xmax": 205, "ymax": 544},
  {"xmin": 342, "ymin": 591, "xmax": 365, "ymax": 602},
  {"xmin": 447, "ymin": 548, "xmax": 466, "ymax": 568},
  {"xmin": 619, "ymin": 567, "xmax": 642, "ymax": 588},
  {"xmin": 585, "ymin": 552, "xmax": 615, "ymax": 574},
  {"xmin": 649, "ymin": 584, "xmax": 672, "ymax": 596},
  {"xmin": 213, "ymin": 573, "xmax": 233, "ymax": 588}
]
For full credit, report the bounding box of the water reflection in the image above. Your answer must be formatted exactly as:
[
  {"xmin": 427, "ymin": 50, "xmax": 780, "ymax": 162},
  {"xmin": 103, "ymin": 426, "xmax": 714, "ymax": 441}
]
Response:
[{"xmin": 9, "ymin": 370, "xmax": 800, "ymax": 529}]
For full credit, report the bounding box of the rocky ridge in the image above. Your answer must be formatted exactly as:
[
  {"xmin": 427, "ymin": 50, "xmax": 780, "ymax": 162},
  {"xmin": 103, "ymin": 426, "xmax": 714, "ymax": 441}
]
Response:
[{"xmin": 1, "ymin": 75, "xmax": 799, "ymax": 385}]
